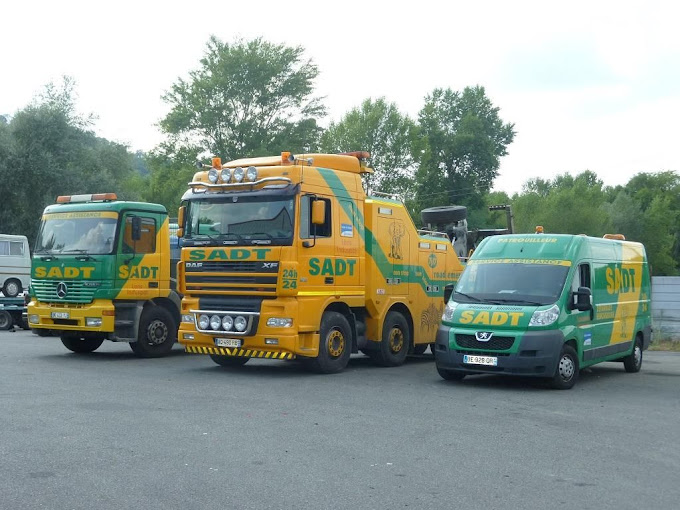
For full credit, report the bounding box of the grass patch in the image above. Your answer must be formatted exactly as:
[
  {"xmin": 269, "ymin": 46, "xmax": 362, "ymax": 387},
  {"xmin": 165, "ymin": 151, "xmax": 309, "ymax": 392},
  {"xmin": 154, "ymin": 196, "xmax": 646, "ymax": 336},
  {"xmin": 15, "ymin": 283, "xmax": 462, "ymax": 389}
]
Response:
[{"xmin": 649, "ymin": 340, "xmax": 680, "ymax": 352}]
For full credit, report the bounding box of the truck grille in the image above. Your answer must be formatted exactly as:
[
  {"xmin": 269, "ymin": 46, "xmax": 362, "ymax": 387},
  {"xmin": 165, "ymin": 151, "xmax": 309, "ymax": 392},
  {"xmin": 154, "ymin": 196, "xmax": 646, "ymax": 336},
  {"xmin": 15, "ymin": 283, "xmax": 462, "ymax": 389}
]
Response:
[
  {"xmin": 455, "ymin": 334, "xmax": 515, "ymax": 351},
  {"xmin": 32, "ymin": 279, "xmax": 101, "ymax": 304},
  {"xmin": 184, "ymin": 261, "xmax": 279, "ymax": 295}
]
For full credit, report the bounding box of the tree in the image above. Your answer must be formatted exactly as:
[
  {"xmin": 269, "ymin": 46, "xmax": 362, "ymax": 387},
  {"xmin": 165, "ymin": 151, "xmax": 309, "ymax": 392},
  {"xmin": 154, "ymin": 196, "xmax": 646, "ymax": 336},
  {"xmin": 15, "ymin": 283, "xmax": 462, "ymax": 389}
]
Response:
[
  {"xmin": 413, "ymin": 86, "xmax": 515, "ymax": 213},
  {"xmin": 160, "ymin": 36, "xmax": 326, "ymax": 161},
  {"xmin": 319, "ymin": 98, "xmax": 418, "ymax": 196}
]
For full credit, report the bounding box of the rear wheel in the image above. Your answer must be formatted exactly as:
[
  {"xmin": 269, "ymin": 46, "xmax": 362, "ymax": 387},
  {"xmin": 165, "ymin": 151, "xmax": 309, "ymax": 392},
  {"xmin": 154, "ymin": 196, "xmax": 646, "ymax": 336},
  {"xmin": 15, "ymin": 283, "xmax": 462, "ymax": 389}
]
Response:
[
  {"xmin": 550, "ymin": 344, "xmax": 579, "ymax": 389},
  {"xmin": 60, "ymin": 334, "xmax": 104, "ymax": 353},
  {"xmin": 0, "ymin": 310, "xmax": 12, "ymax": 330},
  {"xmin": 412, "ymin": 344, "xmax": 428, "ymax": 355},
  {"xmin": 210, "ymin": 354, "xmax": 250, "ymax": 367},
  {"xmin": 370, "ymin": 311, "xmax": 410, "ymax": 367},
  {"xmin": 2, "ymin": 278, "xmax": 22, "ymax": 298},
  {"xmin": 130, "ymin": 306, "xmax": 176, "ymax": 358},
  {"xmin": 306, "ymin": 311, "xmax": 352, "ymax": 373},
  {"xmin": 623, "ymin": 337, "xmax": 643, "ymax": 373}
]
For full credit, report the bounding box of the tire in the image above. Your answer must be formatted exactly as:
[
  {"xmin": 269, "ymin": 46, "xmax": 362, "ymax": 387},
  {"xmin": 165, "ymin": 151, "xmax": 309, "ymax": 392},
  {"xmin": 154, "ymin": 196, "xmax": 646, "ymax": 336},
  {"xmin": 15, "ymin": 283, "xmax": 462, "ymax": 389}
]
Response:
[
  {"xmin": 412, "ymin": 344, "xmax": 428, "ymax": 355},
  {"xmin": 550, "ymin": 344, "xmax": 579, "ymax": 390},
  {"xmin": 210, "ymin": 354, "xmax": 250, "ymax": 367},
  {"xmin": 60, "ymin": 334, "xmax": 104, "ymax": 353},
  {"xmin": 0, "ymin": 310, "xmax": 12, "ymax": 330},
  {"xmin": 623, "ymin": 337, "xmax": 643, "ymax": 373},
  {"xmin": 370, "ymin": 311, "xmax": 410, "ymax": 367},
  {"xmin": 2, "ymin": 278, "xmax": 22, "ymax": 298},
  {"xmin": 33, "ymin": 328, "xmax": 53, "ymax": 337},
  {"xmin": 130, "ymin": 306, "xmax": 176, "ymax": 358},
  {"xmin": 307, "ymin": 311, "xmax": 352, "ymax": 373},
  {"xmin": 421, "ymin": 206, "xmax": 467, "ymax": 225},
  {"xmin": 437, "ymin": 366, "xmax": 466, "ymax": 381}
]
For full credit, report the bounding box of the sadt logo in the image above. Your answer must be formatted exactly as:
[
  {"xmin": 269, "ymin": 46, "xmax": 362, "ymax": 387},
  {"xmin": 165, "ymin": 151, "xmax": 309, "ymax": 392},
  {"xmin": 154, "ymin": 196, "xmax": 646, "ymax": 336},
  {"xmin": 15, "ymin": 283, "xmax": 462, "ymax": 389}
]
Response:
[
  {"xmin": 475, "ymin": 331, "xmax": 493, "ymax": 342},
  {"xmin": 56, "ymin": 282, "xmax": 68, "ymax": 299}
]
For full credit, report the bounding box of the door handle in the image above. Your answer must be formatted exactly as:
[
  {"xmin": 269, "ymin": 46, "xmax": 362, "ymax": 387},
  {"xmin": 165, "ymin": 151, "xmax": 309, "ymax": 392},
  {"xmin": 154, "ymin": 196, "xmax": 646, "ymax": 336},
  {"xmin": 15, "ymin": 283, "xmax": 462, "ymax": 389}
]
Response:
[{"xmin": 325, "ymin": 277, "xmax": 334, "ymax": 284}]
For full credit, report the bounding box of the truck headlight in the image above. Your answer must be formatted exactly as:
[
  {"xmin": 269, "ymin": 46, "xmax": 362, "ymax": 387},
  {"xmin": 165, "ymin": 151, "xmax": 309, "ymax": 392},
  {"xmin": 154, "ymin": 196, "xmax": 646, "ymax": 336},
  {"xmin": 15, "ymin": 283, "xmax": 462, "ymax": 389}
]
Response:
[
  {"xmin": 208, "ymin": 169, "xmax": 218, "ymax": 183},
  {"xmin": 198, "ymin": 314, "xmax": 210, "ymax": 330},
  {"xmin": 86, "ymin": 317, "xmax": 102, "ymax": 327},
  {"xmin": 267, "ymin": 317, "xmax": 293, "ymax": 328},
  {"xmin": 182, "ymin": 314, "xmax": 194, "ymax": 324},
  {"xmin": 529, "ymin": 304, "xmax": 560, "ymax": 327},
  {"xmin": 29, "ymin": 314, "xmax": 39, "ymax": 324},
  {"xmin": 234, "ymin": 316, "xmax": 247, "ymax": 332}
]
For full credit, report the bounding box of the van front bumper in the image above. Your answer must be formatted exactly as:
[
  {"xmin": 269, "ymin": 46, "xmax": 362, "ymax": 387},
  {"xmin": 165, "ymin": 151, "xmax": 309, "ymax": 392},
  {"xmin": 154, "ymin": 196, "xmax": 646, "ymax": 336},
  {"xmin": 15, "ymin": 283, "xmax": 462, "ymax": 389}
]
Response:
[{"xmin": 435, "ymin": 325, "xmax": 565, "ymax": 377}]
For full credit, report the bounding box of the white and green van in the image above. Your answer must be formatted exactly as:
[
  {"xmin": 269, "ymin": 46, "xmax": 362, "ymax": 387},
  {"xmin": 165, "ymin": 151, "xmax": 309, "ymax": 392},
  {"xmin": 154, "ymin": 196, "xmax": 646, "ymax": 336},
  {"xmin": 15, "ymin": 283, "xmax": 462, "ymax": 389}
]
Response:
[{"xmin": 435, "ymin": 233, "xmax": 652, "ymax": 389}]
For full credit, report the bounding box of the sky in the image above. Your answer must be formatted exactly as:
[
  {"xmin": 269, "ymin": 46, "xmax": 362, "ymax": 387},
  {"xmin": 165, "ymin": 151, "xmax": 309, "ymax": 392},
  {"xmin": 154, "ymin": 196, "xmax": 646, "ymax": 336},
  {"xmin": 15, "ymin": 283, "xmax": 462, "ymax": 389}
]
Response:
[{"xmin": 2, "ymin": 0, "xmax": 679, "ymax": 195}]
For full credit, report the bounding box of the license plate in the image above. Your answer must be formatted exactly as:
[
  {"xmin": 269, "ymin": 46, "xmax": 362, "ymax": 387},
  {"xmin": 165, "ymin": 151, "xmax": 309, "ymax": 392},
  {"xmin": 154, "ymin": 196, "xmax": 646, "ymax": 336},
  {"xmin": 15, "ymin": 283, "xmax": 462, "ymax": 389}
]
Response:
[
  {"xmin": 51, "ymin": 312, "xmax": 70, "ymax": 319},
  {"xmin": 463, "ymin": 354, "xmax": 498, "ymax": 366},
  {"xmin": 215, "ymin": 338, "xmax": 242, "ymax": 348}
]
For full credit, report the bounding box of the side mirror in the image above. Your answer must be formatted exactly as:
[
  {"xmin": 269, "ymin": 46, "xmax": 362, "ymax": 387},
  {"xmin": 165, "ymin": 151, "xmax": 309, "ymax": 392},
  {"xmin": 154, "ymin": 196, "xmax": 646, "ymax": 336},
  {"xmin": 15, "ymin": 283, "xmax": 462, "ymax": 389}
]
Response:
[
  {"xmin": 131, "ymin": 216, "xmax": 142, "ymax": 241},
  {"xmin": 444, "ymin": 284, "xmax": 455, "ymax": 303},
  {"xmin": 573, "ymin": 286, "xmax": 592, "ymax": 311},
  {"xmin": 311, "ymin": 200, "xmax": 326, "ymax": 225},
  {"xmin": 177, "ymin": 206, "xmax": 186, "ymax": 238}
]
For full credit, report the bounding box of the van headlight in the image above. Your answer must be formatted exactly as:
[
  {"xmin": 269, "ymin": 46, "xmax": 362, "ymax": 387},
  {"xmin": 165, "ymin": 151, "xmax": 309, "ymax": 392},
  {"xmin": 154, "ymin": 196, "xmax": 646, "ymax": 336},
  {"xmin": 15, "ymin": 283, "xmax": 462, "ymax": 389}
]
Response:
[
  {"xmin": 529, "ymin": 304, "xmax": 560, "ymax": 327},
  {"xmin": 442, "ymin": 301, "xmax": 458, "ymax": 322}
]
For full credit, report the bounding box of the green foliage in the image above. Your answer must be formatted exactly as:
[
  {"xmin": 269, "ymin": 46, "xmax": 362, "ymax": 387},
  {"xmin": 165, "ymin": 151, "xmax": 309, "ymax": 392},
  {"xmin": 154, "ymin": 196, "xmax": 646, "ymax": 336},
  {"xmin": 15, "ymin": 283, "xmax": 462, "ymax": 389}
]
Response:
[
  {"xmin": 319, "ymin": 98, "xmax": 418, "ymax": 196},
  {"xmin": 639, "ymin": 195, "xmax": 678, "ymax": 275},
  {"xmin": 160, "ymin": 36, "xmax": 326, "ymax": 161},
  {"xmin": 413, "ymin": 86, "xmax": 515, "ymax": 213},
  {"xmin": 0, "ymin": 78, "xmax": 138, "ymax": 246}
]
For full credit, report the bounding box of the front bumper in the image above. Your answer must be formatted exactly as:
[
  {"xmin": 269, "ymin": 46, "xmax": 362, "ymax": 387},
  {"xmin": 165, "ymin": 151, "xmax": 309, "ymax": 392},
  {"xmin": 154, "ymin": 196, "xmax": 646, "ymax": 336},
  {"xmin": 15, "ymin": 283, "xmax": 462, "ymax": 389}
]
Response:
[
  {"xmin": 27, "ymin": 299, "xmax": 115, "ymax": 332},
  {"xmin": 435, "ymin": 325, "xmax": 565, "ymax": 377}
]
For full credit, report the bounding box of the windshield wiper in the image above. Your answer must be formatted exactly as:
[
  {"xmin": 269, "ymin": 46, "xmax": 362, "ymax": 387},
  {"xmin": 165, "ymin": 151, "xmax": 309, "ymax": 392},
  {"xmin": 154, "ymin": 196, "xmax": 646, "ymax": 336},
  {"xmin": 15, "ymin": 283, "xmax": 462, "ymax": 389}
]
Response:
[
  {"xmin": 38, "ymin": 254, "xmax": 58, "ymax": 261},
  {"xmin": 75, "ymin": 255, "xmax": 99, "ymax": 262},
  {"xmin": 453, "ymin": 291, "xmax": 482, "ymax": 302}
]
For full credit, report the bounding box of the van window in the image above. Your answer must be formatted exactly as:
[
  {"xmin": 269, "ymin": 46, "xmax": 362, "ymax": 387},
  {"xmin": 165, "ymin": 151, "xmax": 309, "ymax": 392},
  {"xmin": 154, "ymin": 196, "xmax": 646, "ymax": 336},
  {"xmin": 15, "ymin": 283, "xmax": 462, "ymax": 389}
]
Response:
[
  {"xmin": 123, "ymin": 216, "xmax": 157, "ymax": 254},
  {"xmin": 0, "ymin": 241, "xmax": 24, "ymax": 256},
  {"xmin": 571, "ymin": 263, "xmax": 591, "ymax": 292}
]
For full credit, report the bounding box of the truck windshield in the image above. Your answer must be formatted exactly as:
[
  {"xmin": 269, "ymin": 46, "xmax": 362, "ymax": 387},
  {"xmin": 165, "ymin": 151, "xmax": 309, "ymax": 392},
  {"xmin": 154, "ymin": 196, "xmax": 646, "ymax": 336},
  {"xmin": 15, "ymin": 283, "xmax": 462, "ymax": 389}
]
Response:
[
  {"xmin": 453, "ymin": 262, "xmax": 570, "ymax": 306},
  {"xmin": 34, "ymin": 214, "xmax": 118, "ymax": 255},
  {"xmin": 184, "ymin": 195, "xmax": 295, "ymax": 246}
]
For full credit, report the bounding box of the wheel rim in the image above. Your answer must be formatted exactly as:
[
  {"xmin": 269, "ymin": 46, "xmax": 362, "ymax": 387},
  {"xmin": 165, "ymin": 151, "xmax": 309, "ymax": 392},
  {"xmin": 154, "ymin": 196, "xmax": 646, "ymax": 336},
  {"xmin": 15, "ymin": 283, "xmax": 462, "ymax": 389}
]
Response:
[
  {"xmin": 326, "ymin": 329, "xmax": 345, "ymax": 358},
  {"xmin": 388, "ymin": 327, "xmax": 404, "ymax": 354},
  {"xmin": 558, "ymin": 354, "xmax": 575, "ymax": 381},
  {"xmin": 634, "ymin": 344, "xmax": 642, "ymax": 367},
  {"xmin": 5, "ymin": 281, "xmax": 19, "ymax": 296},
  {"xmin": 0, "ymin": 313, "xmax": 9, "ymax": 329},
  {"xmin": 146, "ymin": 319, "xmax": 169, "ymax": 345}
]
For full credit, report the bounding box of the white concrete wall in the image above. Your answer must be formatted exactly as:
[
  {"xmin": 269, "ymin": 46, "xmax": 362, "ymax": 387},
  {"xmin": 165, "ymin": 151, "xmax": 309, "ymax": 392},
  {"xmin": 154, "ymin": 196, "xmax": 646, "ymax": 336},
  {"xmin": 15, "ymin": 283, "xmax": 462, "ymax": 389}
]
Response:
[{"xmin": 651, "ymin": 276, "xmax": 680, "ymax": 340}]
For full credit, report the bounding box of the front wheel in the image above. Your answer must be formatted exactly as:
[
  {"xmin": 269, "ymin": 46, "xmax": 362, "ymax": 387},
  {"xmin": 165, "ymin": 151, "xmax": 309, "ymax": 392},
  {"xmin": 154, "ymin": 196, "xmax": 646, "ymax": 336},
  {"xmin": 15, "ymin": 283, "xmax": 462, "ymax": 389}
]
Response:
[
  {"xmin": 130, "ymin": 306, "xmax": 176, "ymax": 358},
  {"xmin": 210, "ymin": 354, "xmax": 250, "ymax": 367},
  {"xmin": 306, "ymin": 311, "xmax": 352, "ymax": 373},
  {"xmin": 550, "ymin": 344, "xmax": 579, "ymax": 389},
  {"xmin": 0, "ymin": 310, "xmax": 12, "ymax": 330},
  {"xmin": 623, "ymin": 337, "xmax": 643, "ymax": 373},
  {"xmin": 61, "ymin": 334, "xmax": 104, "ymax": 353}
]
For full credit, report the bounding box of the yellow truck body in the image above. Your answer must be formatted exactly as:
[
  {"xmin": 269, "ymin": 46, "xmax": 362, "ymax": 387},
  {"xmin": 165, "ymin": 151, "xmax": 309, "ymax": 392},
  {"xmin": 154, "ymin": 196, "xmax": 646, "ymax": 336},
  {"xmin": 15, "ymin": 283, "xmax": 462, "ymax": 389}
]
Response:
[{"xmin": 177, "ymin": 152, "xmax": 464, "ymax": 372}]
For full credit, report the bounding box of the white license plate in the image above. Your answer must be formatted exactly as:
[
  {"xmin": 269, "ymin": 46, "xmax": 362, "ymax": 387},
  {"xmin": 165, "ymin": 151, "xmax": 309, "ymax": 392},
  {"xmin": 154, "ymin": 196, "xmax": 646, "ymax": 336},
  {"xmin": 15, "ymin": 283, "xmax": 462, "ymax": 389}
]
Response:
[
  {"xmin": 463, "ymin": 354, "xmax": 498, "ymax": 366},
  {"xmin": 51, "ymin": 312, "xmax": 70, "ymax": 319},
  {"xmin": 215, "ymin": 338, "xmax": 242, "ymax": 348}
]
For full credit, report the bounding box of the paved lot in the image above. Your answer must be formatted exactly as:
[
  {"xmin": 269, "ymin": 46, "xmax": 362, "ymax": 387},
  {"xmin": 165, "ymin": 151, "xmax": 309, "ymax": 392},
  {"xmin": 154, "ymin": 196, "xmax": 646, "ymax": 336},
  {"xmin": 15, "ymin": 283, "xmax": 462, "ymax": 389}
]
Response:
[{"xmin": 1, "ymin": 329, "xmax": 679, "ymax": 510}]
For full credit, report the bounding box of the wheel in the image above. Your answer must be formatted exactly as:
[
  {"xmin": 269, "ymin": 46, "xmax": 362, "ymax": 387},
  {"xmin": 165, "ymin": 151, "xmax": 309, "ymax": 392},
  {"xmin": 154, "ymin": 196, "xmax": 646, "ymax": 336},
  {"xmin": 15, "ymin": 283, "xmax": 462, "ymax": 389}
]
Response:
[
  {"xmin": 550, "ymin": 344, "xmax": 579, "ymax": 389},
  {"xmin": 2, "ymin": 278, "xmax": 22, "ymax": 297},
  {"xmin": 0, "ymin": 310, "xmax": 12, "ymax": 330},
  {"xmin": 306, "ymin": 311, "xmax": 352, "ymax": 373},
  {"xmin": 421, "ymin": 206, "xmax": 467, "ymax": 225},
  {"xmin": 437, "ymin": 366, "xmax": 466, "ymax": 381},
  {"xmin": 130, "ymin": 306, "xmax": 176, "ymax": 358},
  {"xmin": 623, "ymin": 337, "xmax": 643, "ymax": 373},
  {"xmin": 412, "ymin": 344, "xmax": 428, "ymax": 355},
  {"xmin": 210, "ymin": 354, "xmax": 250, "ymax": 367},
  {"xmin": 60, "ymin": 334, "xmax": 104, "ymax": 353},
  {"xmin": 370, "ymin": 311, "xmax": 410, "ymax": 367}
]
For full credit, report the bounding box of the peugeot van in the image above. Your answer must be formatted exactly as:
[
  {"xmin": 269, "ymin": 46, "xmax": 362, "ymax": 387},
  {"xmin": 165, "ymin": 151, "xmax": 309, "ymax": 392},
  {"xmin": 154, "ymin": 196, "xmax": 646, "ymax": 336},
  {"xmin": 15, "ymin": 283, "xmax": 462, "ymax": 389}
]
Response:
[
  {"xmin": 0, "ymin": 234, "xmax": 30, "ymax": 297},
  {"xmin": 435, "ymin": 233, "xmax": 652, "ymax": 389}
]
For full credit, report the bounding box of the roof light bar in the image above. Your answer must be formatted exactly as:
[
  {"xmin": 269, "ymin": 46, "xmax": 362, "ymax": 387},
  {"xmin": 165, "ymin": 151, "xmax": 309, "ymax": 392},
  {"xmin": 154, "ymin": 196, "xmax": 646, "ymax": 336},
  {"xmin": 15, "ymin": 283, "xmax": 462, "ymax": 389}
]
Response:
[{"xmin": 56, "ymin": 193, "xmax": 118, "ymax": 203}]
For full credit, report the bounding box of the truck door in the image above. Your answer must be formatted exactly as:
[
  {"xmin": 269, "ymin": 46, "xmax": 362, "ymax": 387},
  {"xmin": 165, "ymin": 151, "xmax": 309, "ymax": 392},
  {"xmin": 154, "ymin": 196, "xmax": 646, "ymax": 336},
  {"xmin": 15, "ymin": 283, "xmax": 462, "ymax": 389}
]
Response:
[
  {"xmin": 299, "ymin": 194, "xmax": 334, "ymax": 292},
  {"xmin": 570, "ymin": 263, "xmax": 596, "ymax": 360},
  {"xmin": 335, "ymin": 198, "xmax": 360, "ymax": 289},
  {"xmin": 116, "ymin": 212, "xmax": 162, "ymax": 300}
]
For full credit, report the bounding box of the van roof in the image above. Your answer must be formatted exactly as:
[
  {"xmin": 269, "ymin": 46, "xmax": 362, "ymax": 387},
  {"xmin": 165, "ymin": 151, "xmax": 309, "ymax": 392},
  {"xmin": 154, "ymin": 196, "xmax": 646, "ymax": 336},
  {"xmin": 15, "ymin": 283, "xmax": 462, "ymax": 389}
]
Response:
[
  {"xmin": 0, "ymin": 234, "xmax": 28, "ymax": 241},
  {"xmin": 43, "ymin": 201, "xmax": 168, "ymax": 215}
]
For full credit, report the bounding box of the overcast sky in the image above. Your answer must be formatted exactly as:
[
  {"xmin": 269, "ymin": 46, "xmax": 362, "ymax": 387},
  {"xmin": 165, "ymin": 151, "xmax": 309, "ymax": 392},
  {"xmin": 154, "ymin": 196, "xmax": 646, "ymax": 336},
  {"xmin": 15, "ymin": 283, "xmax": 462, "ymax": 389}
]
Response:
[{"xmin": 3, "ymin": 0, "xmax": 678, "ymax": 195}]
